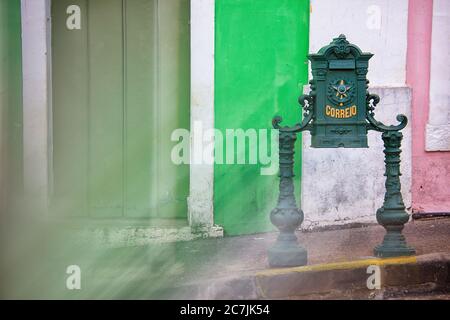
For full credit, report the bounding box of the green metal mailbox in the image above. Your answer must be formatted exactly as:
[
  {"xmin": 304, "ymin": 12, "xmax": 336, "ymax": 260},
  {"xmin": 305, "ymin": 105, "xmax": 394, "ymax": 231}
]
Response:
[
  {"xmin": 268, "ymin": 35, "xmax": 415, "ymax": 268},
  {"xmin": 309, "ymin": 34, "xmax": 372, "ymax": 148}
]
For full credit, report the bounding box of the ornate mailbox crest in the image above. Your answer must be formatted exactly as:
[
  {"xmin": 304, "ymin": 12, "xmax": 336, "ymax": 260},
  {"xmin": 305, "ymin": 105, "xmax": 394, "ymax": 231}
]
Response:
[
  {"xmin": 309, "ymin": 34, "xmax": 371, "ymax": 148},
  {"xmin": 268, "ymin": 35, "xmax": 414, "ymax": 268},
  {"xmin": 273, "ymin": 34, "xmax": 407, "ymax": 147}
]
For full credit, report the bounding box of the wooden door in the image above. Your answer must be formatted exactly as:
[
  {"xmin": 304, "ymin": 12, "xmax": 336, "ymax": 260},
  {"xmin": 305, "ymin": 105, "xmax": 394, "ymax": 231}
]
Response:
[{"xmin": 51, "ymin": 0, "xmax": 190, "ymax": 219}]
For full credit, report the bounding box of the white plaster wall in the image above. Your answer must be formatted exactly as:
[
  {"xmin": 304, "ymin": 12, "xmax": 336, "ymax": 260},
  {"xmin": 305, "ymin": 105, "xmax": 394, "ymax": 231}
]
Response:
[
  {"xmin": 301, "ymin": 86, "xmax": 412, "ymax": 229},
  {"xmin": 426, "ymin": 0, "xmax": 450, "ymax": 151},
  {"xmin": 21, "ymin": 0, "xmax": 51, "ymax": 209},
  {"xmin": 188, "ymin": 0, "xmax": 216, "ymax": 229},
  {"xmin": 310, "ymin": 0, "xmax": 409, "ymax": 86}
]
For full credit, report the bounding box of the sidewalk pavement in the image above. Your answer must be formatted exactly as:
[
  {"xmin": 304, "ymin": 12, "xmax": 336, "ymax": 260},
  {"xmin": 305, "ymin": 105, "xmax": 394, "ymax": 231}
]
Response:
[
  {"xmin": 6, "ymin": 217, "xmax": 449, "ymax": 299},
  {"xmin": 84, "ymin": 217, "xmax": 450, "ymax": 299},
  {"xmin": 174, "ymin": 217, "xmax": 450, "ymax": 281}
]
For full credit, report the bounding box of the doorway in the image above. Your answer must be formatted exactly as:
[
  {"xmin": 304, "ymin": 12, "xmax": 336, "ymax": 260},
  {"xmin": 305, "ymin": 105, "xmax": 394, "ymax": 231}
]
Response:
[{"xmin": 50, "ymin": 0, "xmax": 190, "ymax": 220}]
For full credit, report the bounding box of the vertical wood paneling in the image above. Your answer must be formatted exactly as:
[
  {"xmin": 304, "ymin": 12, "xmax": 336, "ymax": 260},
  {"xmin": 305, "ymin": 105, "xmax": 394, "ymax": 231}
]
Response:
[
  {"xmin": 51, "ymin": 0, "xmax": 89, "ymax": 216},
  {"xmin": 157, "ymin": 0, "xmax": 190, "ymax": 218},
  {"xmin": 51, "ymin": 0, "xmax": 189, "ymax": 220},
  {"xmin": 88, "ymin": 0, "xmax": 124, "ymax": 217},
  {"xmin": 124, "ymin": 0, "xmax": 156, "ymax": 217}
]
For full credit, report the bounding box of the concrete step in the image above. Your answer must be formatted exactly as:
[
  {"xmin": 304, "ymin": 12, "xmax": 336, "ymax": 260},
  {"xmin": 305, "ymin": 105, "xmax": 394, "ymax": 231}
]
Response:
[{"xmin": 156, "ymin": 253, "xmax": 450, "ymax": 299}]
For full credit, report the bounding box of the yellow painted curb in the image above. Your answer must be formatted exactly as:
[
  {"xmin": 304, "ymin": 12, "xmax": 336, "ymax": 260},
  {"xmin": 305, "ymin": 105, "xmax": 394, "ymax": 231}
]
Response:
[{"xmin": 256, "ymin": 256, "xmax": 417, "ymax": 277}]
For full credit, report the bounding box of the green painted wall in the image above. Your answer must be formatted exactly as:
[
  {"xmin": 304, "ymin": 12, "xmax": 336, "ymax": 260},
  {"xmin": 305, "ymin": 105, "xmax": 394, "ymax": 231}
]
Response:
[
  {"xmin": 51, "ymin": 0, "xmax": 190, "ymax": 219},
  {"xmin": 215, "ymin": 0, "xmax": 310, "ymax": 235},
  {"xmin": 0, "ymin": 0, "xmax": 23, "ymax": 213}
]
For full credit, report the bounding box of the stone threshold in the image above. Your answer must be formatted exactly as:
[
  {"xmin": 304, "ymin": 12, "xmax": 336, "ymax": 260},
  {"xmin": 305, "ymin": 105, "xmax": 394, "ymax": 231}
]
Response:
[{"xmin": 80, "ymin": 224, "xmax": 224, "ymax": 248}]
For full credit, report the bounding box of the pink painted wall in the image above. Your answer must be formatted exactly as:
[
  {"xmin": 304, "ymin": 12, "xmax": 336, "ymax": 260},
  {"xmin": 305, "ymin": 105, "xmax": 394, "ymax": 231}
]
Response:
[{"xmin": 407, "ymin": 0, "xmax": 450, "ymax": 213}]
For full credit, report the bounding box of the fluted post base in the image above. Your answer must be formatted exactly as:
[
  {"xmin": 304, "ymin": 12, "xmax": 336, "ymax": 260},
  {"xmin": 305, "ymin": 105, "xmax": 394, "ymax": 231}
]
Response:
[
  {"xmin": 374, "ymin": 217, "xmax": 415, "ymax": 257},
  {"xmin": 374, "ymin": 131, "xmax": 415, "ymax": 258},
  {"xmin": 268, "ymin": 227, "xmax": 307, "ymax": 268},
  {"xmin": 268, "ymin": 130, "xmax": 307, "ymax": 268}
]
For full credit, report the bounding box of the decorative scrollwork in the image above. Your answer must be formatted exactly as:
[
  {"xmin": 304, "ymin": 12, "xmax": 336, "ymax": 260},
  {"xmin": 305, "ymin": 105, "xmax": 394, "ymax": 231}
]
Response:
[
  {"xmin": 272, "ymin": 92, "xmax": 314, "ymax": 133},
  {"xmin": 333, "ymin": 34, "xmax": 351, "ymax": 58},
  {"xmin": 366, "ymin": 93, "xmax": 408, "ymax": 132},
  {"xmin": 367, "ymin": 93, "xmax": 380, "ymax": 117}
]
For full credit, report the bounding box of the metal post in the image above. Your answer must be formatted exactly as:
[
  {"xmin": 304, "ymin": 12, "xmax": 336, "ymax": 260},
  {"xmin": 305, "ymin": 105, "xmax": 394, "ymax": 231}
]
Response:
[
  {"xmin": 268, "ymin": 130, "xmax": 307, "ymax": 268},
  {"xmin": 374, "ymin": 131, "xmax": 415, "ymax": 257}
]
